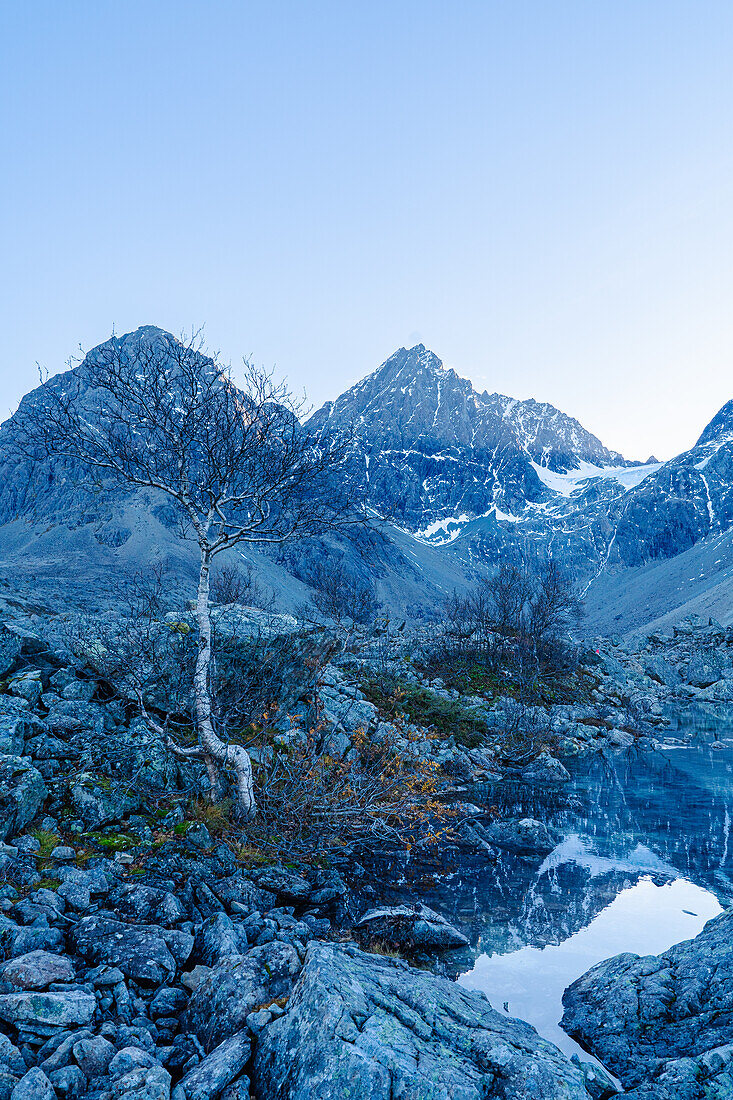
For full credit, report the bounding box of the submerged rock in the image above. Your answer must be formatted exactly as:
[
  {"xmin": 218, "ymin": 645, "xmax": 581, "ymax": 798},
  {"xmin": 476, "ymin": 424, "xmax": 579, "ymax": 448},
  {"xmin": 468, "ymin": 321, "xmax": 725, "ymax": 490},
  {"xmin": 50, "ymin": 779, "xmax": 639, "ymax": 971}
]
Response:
[
  {"xmin": 253, "ymin": 941, "xmax": 591, "ymax": 1099},
  {"xmin": 483, "ymin": 817, "xmax": 561, "ymax": 857}
]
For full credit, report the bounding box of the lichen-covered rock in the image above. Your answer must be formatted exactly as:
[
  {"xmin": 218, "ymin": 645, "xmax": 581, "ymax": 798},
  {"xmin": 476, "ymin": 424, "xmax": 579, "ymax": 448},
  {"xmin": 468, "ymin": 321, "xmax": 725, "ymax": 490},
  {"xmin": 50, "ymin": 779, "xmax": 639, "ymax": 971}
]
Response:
[
  {"xmin": 0, "ymin": 756, "xmax": 45, "ymax": 841},
  {"xmin": 253, "ymin": 941, "xmax": 591, "ymax": 1099},
  {"xmin": 187, "ymin": 941, "xmax": 301, "ymax": 1051},
  {"xmin": 9, "ymin": 1068, "xmax": 56, "ymax": 1100},
  {"xmin": 177, "ymin": 1031, "xmax": 251, "ymax": 1100},
  {"xmin": 0, "ymin": 990, "xmax": 95, "ymax": 1030},
  {"xmin": 623, "ymin": 1045, "xmax": 733, "ymax": 1098},
  {"xmin": 0, "ymin": 950, "xmax": 75, "ymax": 990},
  {"xmin": 71, "ymin": 916, "xmax": 193, "ymax": 986},
  {"xmin": 561, "ymin": 907, "xmax": 733, "ymax": 1090}
]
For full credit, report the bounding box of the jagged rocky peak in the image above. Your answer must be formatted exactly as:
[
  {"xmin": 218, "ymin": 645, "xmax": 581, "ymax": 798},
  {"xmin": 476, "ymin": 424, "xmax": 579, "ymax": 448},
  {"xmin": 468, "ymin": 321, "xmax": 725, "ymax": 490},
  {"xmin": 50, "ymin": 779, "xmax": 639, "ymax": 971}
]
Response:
[
  {"xmin": 0, "ymin": 327, "xmax": 220, "ymax": 527},
  {"xmin": 697, "ymin": 398, "xmax": 733, "ymax": 447},
  {"xmin": 311, "ymin": 343, "xmax": 627, "ymax": 474}
]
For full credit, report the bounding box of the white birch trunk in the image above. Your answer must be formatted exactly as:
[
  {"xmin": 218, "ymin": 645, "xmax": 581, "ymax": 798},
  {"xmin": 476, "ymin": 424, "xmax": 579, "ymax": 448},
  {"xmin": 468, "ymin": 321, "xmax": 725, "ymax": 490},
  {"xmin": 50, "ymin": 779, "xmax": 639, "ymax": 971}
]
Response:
[{"xmin": 194, "ymin": 548, "xmax": 256, "ymax": 820}]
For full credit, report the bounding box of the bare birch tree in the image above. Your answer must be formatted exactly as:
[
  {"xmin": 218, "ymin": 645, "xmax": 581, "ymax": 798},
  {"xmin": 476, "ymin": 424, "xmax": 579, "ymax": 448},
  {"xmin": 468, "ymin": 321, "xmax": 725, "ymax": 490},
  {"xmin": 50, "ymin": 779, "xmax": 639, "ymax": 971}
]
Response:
[{"xmin": 8, "ymin": 328, "xmax": 358, "ymax": 819}]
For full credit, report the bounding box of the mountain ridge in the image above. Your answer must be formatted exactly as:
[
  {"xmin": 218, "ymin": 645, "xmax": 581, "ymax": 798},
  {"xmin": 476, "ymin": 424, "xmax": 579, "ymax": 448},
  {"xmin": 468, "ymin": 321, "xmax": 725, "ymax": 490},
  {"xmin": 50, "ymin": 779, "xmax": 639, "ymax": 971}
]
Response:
[{"xmin": 0, "ymin": 327, "xmax": 730, "ymax": 633}]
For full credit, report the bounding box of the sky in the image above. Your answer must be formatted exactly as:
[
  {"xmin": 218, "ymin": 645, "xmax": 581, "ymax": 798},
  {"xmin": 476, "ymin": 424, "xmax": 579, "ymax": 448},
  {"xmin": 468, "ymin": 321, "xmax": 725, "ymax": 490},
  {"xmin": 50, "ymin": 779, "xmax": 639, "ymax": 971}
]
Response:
[{"xmin": 1, "ymin": 2, "xmax": 733, "ymax": 461}]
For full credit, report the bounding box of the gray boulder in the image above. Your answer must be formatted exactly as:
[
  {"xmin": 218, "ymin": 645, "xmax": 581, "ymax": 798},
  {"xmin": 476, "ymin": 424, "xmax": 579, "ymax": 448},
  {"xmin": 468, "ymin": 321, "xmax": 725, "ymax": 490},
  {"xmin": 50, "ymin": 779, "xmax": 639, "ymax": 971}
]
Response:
[
  {"xmin": 0, "ymin": 950, "xmax": 75, "ymax": 990},
  {"xmin": 69, "ymin": 774, "xmax": 141, "ymax": 828},
  {"xmin": 643, "ymin": 655, "xmax": 680, "ymax": 688},
  {"xmin": 110, "ymin": 1064, "xmax": 171, "ymax": 1099},
  {"xmin": 47, "ymin": 1064, "xmax": 86, "ymax": 1099},
  {"xmin": 0, "ymin": 1034, "xmax": 25, "ymax": 1076},
  {"xmin": 253, "ymin": 942, "xmax": 591, "ymax": 1099},
  {"xmin": 0, "ymin": 627, "xmax": 21, "ymax": 678},
  {"xmin": 355, "ymin": 903, "xmax": 468, "ymax": 950},
  {"xmin": 561, "ymin": 907, "xmax": 733, "ymax": 1090},
  {"xmin": 177, "ymin": 1031, "xmax": 251, "ymax": 1100},
  {"xmin": 72, "ymin": 1035, "xmax": 116, "ymax": 1077},
  {"xmin": 106, "ymin": 884, "xmax": 185, "ymax": 928},
  {"xmin": 0, "ymin": 756, "xmax": 45, "ymax": 841},
  {"xmin": 0, "ymin": 991, "xmax": 95, "ymax": 1030},
  {"xmin": 249, "ymin": 866, "xmax": 312, "ymax": 903},
  {"xmin": 684, "ymin": 653, "xmax": 723, "ymax": 688},
  {"xmin": 0, "ymin": 697, "xmax": 44, "ymax": 756},
  {"xmin": 622, "ymin": 1046, "xmax": 733, "ymax": 1098},
  {"xmin": 9, "ymin": 1068, "xmax": 55, "ymax": 1100},
  {"xmin": 187, "ymin": 941, "xmax": 301, "ymax": 1050},
  {"xmin": 71, "ymin": 916, "xmax": 193, "ymax": 986}
]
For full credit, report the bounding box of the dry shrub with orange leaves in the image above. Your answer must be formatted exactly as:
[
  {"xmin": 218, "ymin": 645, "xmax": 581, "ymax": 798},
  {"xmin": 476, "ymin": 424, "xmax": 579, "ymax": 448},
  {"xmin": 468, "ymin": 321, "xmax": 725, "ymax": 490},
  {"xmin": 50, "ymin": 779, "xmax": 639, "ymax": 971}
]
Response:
[{"xmin": 248, "ymin": 719, "xmax": 456, "ymax": 855}]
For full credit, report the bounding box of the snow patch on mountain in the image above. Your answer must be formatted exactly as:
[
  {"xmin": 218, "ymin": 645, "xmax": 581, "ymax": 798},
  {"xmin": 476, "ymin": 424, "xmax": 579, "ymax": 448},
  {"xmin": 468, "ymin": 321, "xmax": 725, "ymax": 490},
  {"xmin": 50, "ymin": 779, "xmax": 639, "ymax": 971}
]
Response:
[{"xmin": 530, "ymin": 460, "xmax": 662, "ymax": 498}]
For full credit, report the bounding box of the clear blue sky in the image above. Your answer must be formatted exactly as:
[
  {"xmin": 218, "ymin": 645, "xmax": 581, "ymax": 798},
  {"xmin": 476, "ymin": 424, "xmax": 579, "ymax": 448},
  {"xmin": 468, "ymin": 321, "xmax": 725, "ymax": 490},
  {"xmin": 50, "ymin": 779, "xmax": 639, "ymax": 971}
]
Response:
[{"xmin": 2, "ymin": 1, "xmax": 732, "ymax": 459}]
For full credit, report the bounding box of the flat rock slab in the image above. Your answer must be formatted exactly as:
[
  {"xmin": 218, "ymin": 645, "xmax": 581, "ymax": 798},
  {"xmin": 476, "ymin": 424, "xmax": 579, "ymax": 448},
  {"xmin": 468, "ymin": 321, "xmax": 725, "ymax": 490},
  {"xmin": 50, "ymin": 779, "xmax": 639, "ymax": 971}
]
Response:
[
  {"xmin": 253, "ymin": 942, "xmax": 591, "ymax": 1099},
  {"xmin": 0, "ymin": 990, "xmax": 95, "ymax": 1030},
  {"xmin": 0, "ymin": 950, "xmax": 75, "ymax": 990},
  {"xmin": 561, "ymin": 907, "xmax": 733, "ymax": 1090}
]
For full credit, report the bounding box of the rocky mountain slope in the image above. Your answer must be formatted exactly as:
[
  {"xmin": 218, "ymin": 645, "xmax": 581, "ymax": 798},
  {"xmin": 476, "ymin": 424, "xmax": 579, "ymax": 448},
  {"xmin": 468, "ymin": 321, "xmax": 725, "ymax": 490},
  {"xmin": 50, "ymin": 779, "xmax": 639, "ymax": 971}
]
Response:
[
  {"xmin": 308, "ymin": 344, "xmax": 629, "ymax": 536},
  {"xmin": 309, "ymin": 343, "xmax": 733, "ymax": 624},
  {"xmin": 0, "ymin": 329, "xmax": 730, "ymax": 634}
]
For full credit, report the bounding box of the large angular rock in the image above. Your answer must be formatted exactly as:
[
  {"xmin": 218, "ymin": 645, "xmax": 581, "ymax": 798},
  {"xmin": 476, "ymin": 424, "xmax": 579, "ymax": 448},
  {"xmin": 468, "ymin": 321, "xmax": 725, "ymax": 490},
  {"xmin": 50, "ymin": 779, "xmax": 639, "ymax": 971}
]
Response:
[
  {"xmin": 187, "ymin": 941, "xmax": 301, "ymax": 1051},
  {"xmin": 0, "ymin": 756, "xmax": 45, "ymax": 841},
  {"xmin": 0, "ymin": 951, "xmax": 75, "ymax": 990},
  {"xmin": 0, "ymin": 991, "xmax": 95, "ymax": 1030},
  {"xmin": 643, "ymin": 655, "xmax": 680, "ymax": 688},
  {"xmin": 69, "ymin": 774, "xmax": 141, "ymax": 828},
  {"xmin": 253, "ymin": 942, "xmax": 591, "ymax": 1099},
  {"xmin": 355, "ymin": 903, "xmax": 468, "ymax": 951},
  {"xmin": 561, "ymin": 907, "xmax": 733, "ymax": 1090},
  {"xmin": 622, "ymin": 1046, "xmax": 733, "ymax": 1099},
  {"xmin": 106, "ymin": 884, "xmax": 185, "ymax": 928},
  {"xmin": 249, "ymin": 866, "xmax": 312, "ymax": 903},
  {"xmin": 177, "ymin": 1031, "xmax": 251, "ymax": 1100},
  {"xmin": 0, "ymin": 627, "xmax": 21, "ymax": 677},
  {"xmin": 9, "ymin": 1068, "xmax": 55, "ymax": 1100},
  {"xmin": 684, "ymin": 653, "xmax": 723, "ymax": 688},
  {"xmin": 71, "ymin": 916, "xmax": 193, "ymax": 986}
]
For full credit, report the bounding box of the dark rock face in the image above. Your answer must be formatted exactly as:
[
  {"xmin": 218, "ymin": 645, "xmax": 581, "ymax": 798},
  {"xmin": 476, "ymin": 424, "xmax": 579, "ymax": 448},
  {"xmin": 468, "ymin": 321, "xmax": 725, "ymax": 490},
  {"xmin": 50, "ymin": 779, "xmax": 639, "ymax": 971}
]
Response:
[
  {"xmin": 253, "ymin": 941, "xmax": 592, "ymax": 1099},
  {"xmin": 561, "ymin": 907, "xmax": 733, "ymax": 1091}
]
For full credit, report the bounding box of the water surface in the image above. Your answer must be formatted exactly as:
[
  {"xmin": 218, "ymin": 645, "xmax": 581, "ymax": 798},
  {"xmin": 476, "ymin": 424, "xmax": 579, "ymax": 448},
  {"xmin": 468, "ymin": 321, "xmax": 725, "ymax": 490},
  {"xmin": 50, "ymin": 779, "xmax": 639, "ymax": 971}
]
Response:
[{"xmin": 453, "ymin": 739, "xmax": 733, "ymax": 1060}]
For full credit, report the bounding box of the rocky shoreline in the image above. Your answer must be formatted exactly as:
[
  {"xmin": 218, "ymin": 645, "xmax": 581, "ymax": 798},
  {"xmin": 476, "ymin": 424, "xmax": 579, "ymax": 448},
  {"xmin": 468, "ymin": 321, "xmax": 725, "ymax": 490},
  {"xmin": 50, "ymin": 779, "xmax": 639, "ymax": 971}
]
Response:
[{"xmin": 0, "ymin": 609, "xmax": 732, "ymax": 1097}]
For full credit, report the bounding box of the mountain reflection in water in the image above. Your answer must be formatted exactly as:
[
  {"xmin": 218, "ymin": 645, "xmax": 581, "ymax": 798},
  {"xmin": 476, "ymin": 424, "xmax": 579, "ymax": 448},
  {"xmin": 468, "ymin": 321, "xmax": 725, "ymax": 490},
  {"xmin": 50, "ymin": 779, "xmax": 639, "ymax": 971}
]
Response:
[{"xmin": 453, "ymin": 741, "xmax": 732, "ymax": 1058}]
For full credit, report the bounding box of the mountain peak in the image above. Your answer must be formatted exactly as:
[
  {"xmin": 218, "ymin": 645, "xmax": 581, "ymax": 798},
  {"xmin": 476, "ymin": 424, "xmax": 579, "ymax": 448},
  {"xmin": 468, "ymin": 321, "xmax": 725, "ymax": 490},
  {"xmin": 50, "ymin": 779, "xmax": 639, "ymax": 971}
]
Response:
[{"xmin": 697, "ymin": 399, "xmax": 733, "ymax": 447}]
